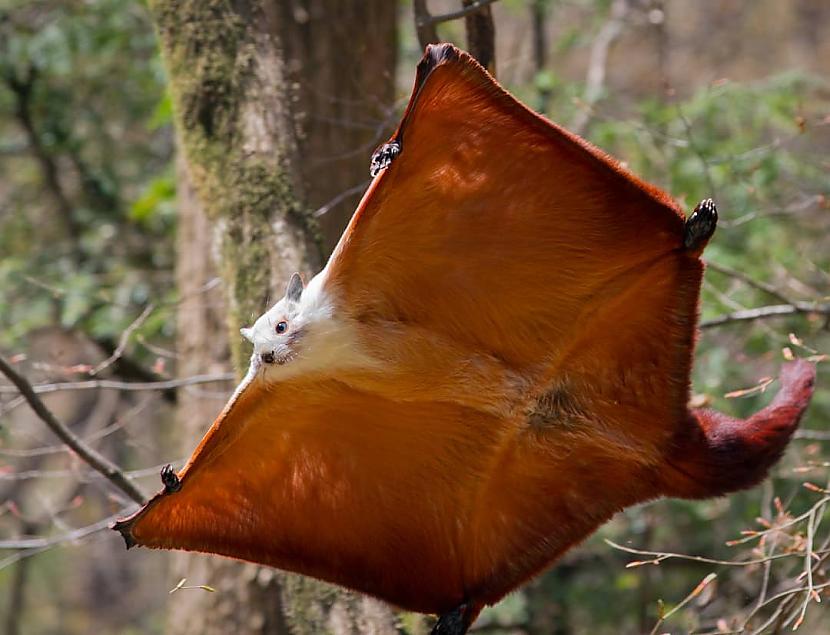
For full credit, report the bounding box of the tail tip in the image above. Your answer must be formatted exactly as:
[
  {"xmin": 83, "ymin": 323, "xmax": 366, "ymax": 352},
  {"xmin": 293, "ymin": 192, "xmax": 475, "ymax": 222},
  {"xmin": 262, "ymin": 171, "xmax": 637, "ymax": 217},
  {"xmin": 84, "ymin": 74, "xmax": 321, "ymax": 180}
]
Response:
[{"xmin": 779, "ymin": 358, "xmax": 816, "ymax": 392}]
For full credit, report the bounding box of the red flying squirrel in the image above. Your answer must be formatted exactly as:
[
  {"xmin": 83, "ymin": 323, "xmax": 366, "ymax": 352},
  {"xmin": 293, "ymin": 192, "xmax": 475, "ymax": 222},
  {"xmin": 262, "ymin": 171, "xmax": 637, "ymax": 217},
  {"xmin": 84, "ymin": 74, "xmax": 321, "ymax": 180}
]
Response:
[{"xmin": 115, "ymin": 44, "xmax": 816, "ymax": 634}]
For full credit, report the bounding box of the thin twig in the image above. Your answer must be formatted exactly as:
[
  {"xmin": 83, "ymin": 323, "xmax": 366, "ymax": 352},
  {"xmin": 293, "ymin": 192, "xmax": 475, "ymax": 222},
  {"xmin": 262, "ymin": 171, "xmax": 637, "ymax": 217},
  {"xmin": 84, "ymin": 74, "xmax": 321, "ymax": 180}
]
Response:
[
  {"xmin": 90, "ymin": 303, "xmax": 155, "ymax": 375},
  {"xmin": 0, "ymin": 545, "xmax": 52, "ymax": 573},
  {"xmin": 791, "ymin": 508, "xmax": 819, "ymax": 630},
  {"xmin": 725, "ymin": 495, "xmax": 830, "ymax": 547},
  {"xmin": 418, "ymin": 0, "xmax": 501, "ymax": 27},
  {"xmin": 312, "ymin": 181, "xmax": 370, "ymax": 218},
  {"xmin": 700, "ymin": 581, "xmax": 830, "ymax": 635},
  {"xmin": 605, "ymin": 539, "xmax": 830, "ymax": 568},
  {"xmin": 705, "ymin": 261, "xmax": 798, "ymax": 306},
  {"xmin": 136, "ymin": 334, "xmax": 179, "ymax": 359},
  {"xmin": 650, "ymin": 573, "xmax": 717, "ymax": 635},
  {"xmin": 796, "ymin": 430, "xmax": 830, "ymax": 441},
  {"xmin": 700, "ymin": 302, "xmax": 830, "ymax": 329},
  {"xmin": 0, "ymin": 372, "xmax": 234, "ymax": 396},
  {"xmin": 0, "ymin": 355, "xmax": 146, "ymax": 505},
  {"xmin": 0, "ymin": 509, "xmax": 133, "ymax": 572},
  {"xmin": 0, "ymin": 397, "xmax": 153, "ymax": 458},
  {"xmin": 0, "ymin": 460, "xmax": 183, "ymax": 483},
  {"xmin": 570, "ymin": 0, "xmax": 630, "ymax": 135},
  {"xmin": 676, "ymin": 103, "xmax": 717, "ymax": 199},
  {"xmin": 0, "ymin": 510, "xmax": 132, "ymax": 550}
]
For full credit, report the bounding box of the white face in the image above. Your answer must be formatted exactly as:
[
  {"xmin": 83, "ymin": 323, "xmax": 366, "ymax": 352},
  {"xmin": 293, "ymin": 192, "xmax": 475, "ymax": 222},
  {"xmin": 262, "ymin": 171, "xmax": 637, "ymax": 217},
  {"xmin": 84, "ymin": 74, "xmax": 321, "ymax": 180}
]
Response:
[
  {"xmin": 241, "ymin": 271, "xmax": 325, "ymax": 366},
  {"xmin": 241, "ymin": 293, "xmax": 304, "ymax": 366},
  {"xmin": 239, "ymin": 269, "xmax": 370, "ymax": 382}
]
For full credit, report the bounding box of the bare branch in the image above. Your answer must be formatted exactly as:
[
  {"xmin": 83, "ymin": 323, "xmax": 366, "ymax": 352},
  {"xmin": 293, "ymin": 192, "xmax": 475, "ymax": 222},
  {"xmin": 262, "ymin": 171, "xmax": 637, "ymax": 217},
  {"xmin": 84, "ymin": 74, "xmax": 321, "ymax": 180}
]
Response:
[
  {"xmin": 0, "ymin": 397, "xmax": 152, "ymax": 458},
  {"xmin": 700, "ymin": 302, "xmax": 830, "ymax": 329},
  {"xmin": 605, "ymin": 539, "xmax": 830, "ymax": 569},
  {"xmin": 0, "ymin": 510, "xmax": 131, "ymax": 550},
  {"xmin": 313, "ymin": 181, "xmax": 370, "ymax": 218},
  {"xmin": 90, "ymin": 303, "xmax": 155, "ymax": 375},
  {"xmin": 413, "ymin": 0, "xmax": 439, "ymax": 48},
  {"xmin": 0, "ymin": 509, "xmax": 136, "ymax": 573},
  {"xmin": 412, "ymin": 1, "xmax": 499, "ymax": 71},
  {"xmin": 0, "ymin": 372, "xmax": 234, "ymax": 395},
  {"xmin": 614, "ymin": 490, "xmax": 830, "ymax": 635},
  {"xmin": 796, "ymin": 430, "xmax": 830, "ymax": 441},
  {"xmin": 0, "ymin": 372, "xmax": 232, "ymax": 419},
  {"xmin": 0, "ymin": 460, "xmax": 184, "ymax": 483},
  {"xmin": 649, "ymin": 572, "xmax": 717, "ymax": 635},
  {"xmin": 705, "ymin": 579, "xmax": 830, "ymax": 634},
  {"xmin": 3, "ymin": 521, "xmax": 34, "ymax": 635},
  {"xmin": 705, "ymin": 260, "xmax": 799, "ymax": 306},
  {"xmin": 420, "ymin": 0, "xmax": 501, "ymax": 27},
  {"xmin": 0, "ymin": 354, "xmax": 146, "ymax": 505}
]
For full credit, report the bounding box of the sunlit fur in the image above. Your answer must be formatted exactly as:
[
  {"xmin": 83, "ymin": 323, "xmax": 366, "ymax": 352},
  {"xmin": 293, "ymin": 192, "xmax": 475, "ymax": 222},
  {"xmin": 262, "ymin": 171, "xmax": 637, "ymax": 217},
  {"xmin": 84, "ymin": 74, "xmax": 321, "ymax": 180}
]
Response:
[
  {"xmin": 239, "ymin": 268, "xmax": 524, "ymax": 415},
  {"xmin": 115, "ymin": 45, "xmax": 817, "ymax": 624}
]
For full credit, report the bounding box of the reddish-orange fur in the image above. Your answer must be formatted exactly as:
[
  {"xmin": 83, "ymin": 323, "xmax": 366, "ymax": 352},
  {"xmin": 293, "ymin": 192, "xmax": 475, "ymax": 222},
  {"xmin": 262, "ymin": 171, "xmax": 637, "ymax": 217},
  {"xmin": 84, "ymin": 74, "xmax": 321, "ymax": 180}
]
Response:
[{"xmin": 114, "ymin": 45, "xmax": 817, "ymax": 619}]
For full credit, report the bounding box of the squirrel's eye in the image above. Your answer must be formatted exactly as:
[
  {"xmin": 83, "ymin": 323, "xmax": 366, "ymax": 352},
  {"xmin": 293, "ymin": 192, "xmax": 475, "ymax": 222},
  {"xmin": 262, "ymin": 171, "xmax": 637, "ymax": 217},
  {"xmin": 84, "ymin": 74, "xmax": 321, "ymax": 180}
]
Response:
[{"xmin": 276, "ymin": 321, "xmax": 288, "ymax": 334}]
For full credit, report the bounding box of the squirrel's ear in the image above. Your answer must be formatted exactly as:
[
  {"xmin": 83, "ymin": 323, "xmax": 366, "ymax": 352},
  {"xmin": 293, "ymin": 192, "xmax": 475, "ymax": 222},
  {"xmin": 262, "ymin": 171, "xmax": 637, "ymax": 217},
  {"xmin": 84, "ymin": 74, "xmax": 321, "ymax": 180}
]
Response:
[
  {"xmin": 286, "ymin": 272, "xmax": 304, "ymax": 303},
  {"xmin": 240, "ymin": 327, "xmax": 254, "ymax": 343}
]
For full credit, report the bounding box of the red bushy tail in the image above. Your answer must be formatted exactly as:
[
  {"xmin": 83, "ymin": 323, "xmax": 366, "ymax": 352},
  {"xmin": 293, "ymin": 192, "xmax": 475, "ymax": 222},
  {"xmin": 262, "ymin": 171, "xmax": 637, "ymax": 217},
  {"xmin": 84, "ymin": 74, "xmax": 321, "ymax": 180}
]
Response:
[{"xmin": 663, "ymin": 360, "xmax": 816, "ymax": 499}]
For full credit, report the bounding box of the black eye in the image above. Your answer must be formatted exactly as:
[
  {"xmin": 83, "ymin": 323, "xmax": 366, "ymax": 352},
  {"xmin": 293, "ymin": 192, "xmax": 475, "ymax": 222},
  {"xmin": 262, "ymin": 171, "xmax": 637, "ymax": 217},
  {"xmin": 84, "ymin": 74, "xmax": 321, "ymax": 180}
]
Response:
[{"xmin": 276, "ymin": 321, "xmax": 288, "ymax": 334}]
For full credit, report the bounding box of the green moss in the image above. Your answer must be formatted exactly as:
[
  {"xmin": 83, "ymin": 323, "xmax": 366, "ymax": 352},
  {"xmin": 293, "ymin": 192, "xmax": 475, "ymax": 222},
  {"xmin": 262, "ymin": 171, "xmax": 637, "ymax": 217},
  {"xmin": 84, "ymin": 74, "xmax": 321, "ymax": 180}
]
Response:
[
  {"xmin": 149, "ymin": 0, "xmax": 319, "ymax": 372},
  {"xmin": 217, "ymin": 160, "xmax": 302, "ymax": 369},
  {"xmin": 151, "ymin": 0, "xmax": 256, "ymax": 217},
  {"xmin": 150, "ymin": 0, "xmax": 249, "ymax": 154},
  {"xmin": 146, "ymin": 4, "xmax": 378, "ymax": 631}
]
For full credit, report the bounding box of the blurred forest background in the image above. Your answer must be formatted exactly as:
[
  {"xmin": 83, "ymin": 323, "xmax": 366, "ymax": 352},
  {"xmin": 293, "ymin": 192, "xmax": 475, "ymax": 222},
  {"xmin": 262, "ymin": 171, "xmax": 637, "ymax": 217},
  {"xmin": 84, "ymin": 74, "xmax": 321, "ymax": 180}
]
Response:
[{"xmin": 0, "ymin": 1, "xmax": 828, "ymax": 634}]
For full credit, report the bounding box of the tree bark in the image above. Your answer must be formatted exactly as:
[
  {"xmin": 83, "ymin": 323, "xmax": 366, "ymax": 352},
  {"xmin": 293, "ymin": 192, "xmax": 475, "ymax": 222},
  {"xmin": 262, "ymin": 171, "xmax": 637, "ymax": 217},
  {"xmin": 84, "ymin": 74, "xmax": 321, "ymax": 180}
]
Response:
[
  {"xmin": 153, "ymin": 1, "xmax": 399, "ymax": 633},
  {"xmin": 462, "ymin": 0, "xmax": 496, "ymax": 75},
  {"xmin": 413, "ymin": 0, "xmax": 440, "ymax": 49},
  {"xmin": 277, "ymin": 1, "xmax": 398, "ymax": 255}
]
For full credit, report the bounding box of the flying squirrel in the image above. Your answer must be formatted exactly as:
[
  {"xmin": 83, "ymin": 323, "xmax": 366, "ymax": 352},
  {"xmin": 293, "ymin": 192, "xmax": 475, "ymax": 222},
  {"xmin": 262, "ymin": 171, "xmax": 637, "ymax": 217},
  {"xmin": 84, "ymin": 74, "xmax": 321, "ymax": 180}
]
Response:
[{"xmin": 115, "ymin": 45, "xmax": 816, "ymax": 634}]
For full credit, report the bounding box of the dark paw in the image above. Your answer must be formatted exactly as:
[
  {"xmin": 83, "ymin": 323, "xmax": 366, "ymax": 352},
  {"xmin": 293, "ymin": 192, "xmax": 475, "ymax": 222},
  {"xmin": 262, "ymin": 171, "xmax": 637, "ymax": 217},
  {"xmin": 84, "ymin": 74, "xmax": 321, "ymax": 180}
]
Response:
[
  {"xmin": 369, "ymin": 141, "xmax": 401, "ymax": 177},
  {"xmin": 431, "ymin": 604, "xmax": 473, "ymax": 635},
  {"xmin": 160, "ymin": 464, "xmax": 181, "ymax": 494},
  {"xmin": 683, "ymin": 198, "xmax": 718, "ymax": 249}
]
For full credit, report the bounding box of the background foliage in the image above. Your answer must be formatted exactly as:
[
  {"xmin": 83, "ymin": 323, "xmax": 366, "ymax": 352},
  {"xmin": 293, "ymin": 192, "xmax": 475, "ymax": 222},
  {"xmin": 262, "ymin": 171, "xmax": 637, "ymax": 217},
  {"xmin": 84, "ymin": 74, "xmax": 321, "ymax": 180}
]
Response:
[{"xmin": 0, "ymin": 1, "xmax": 827, "ymax": 633}]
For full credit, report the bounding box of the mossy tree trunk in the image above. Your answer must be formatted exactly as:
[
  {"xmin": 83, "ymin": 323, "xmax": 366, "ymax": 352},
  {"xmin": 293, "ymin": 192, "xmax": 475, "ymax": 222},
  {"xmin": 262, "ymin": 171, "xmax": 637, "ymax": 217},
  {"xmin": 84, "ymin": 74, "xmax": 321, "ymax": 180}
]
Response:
[{"xmin": 155, "ymin": 1, "xmax": 400, "ymax": 633}]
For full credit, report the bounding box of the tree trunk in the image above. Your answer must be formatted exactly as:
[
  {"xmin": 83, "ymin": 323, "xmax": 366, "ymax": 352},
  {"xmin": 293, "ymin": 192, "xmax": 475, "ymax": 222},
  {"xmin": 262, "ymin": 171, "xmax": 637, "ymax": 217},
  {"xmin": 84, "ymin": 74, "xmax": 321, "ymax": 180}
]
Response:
[
  {"xmin": 278, "ymin": 1, "xmax": 399, "ymax": 255},
  {"xmin": 462, "ymin": 0, "xmax": 496, "ymax": 75},
  {"xmin": 154, "ymin": 1, "xmax": 400, "ymax": 633}
]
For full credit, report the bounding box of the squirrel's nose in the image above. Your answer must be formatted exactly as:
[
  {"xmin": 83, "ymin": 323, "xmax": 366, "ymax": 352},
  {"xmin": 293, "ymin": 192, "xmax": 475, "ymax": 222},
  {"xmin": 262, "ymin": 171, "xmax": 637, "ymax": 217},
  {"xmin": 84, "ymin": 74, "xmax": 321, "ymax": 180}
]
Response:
[{"xmin": 260, "ymin": 352, "xmax": 275, "ymax": 364}]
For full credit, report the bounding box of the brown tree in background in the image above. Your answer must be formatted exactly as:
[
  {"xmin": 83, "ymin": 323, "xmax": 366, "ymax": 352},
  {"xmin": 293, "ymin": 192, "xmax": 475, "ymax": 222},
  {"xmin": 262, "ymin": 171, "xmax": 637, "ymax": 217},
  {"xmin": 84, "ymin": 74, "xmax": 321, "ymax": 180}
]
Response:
[
  {"xmin": 2, "ymin": 2, "xmax": 828, "ymax": 633},
  {"xmin": 150, "ymin": 1, "xmax": 399, "ymax": 633}
]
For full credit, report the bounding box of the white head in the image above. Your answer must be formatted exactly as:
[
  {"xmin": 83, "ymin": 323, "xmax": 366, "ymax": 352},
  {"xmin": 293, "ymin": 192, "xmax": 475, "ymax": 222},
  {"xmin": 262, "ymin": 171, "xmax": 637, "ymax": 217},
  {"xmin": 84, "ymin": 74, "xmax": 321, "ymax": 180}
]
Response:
[
  {"xmin": 241, "ymin": 272, "xmax": 311, "ymax": 366},
  {"xmin": 240, "ymin": 270, "xmax": 371, "ymax": 382}
]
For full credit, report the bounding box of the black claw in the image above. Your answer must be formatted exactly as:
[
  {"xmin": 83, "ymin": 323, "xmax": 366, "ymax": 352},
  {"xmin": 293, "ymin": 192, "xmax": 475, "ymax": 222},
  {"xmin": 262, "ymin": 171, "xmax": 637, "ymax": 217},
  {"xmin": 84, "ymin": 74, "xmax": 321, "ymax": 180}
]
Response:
[
  {"xmin": 684, "ymin": 198, "xmax": 718, "ymax": 249},
  {"xmin": 370, "ymin": 141, "xmax": 401, "ymax": 177},
  {"xmin": 368, "ymin": 46, "xmax": 460, "ymax": 180},
  {"xmin": 160, "ymin": 464, "xmax": 181, "ymax": 494},
  {"xmin": 432, "ymin": 604, "xmax": 475, "ymax": 635}
]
